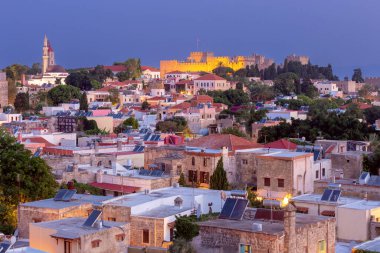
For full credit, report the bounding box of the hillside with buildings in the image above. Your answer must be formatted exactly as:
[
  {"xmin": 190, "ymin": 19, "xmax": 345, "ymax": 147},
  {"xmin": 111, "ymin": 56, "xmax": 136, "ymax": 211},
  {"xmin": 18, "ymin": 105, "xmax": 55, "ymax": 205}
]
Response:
[{"xmin": 2, "ymin": 31, "xmax": 380, "ymax": 253}]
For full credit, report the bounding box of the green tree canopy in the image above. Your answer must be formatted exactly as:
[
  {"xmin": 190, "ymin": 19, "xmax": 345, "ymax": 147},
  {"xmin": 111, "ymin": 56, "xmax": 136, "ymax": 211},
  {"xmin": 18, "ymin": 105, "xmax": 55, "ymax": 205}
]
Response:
[
  {"xmin": 201, "ymin": 89, "xmax": 250, "ymax": 107},
  {"xmin": 141, "ymin": 101, "xmax": 150, "ymax": 110},
  {"xmin": 65, "ymin": 71, "xmax": 93, "ymax": 90},
  {"xmin": 210, "ymin": 158, "xmax": 229, "ymax": 190},
  {"xmin": 364, "ymin": 106, "xmax": 380, "ymax": 125},
  {"xmin": 0, "ymin": 129, "xmax": 57, "ymax": 233},
  {"xmin": 156, "ymin": 116, "xmax": 188, "ymax": 132},
  {"xmin": 26, "ymin": 63, "xmax": 41, "ymax": 75},
  {"xmin": 14, "ymin": 92, "xmax": 29, "ymax": 113},
  {"xmin": 47, "ymin": 85, "xmax": 81, "ymax": 106},
  {"xmin": 221, "ymin": 127, "xmax": 247, "ymax": 138},
  {"xmin": 65, "ymin": 66, "xmax": 113, "ymax": 91},
  {"xmin": 173, "ymin": 215, "xmax": 199, "ymax": 241},
  {"xmin": 274, "ymin": 72, "xmax": 300, "ymax": 95},
  {"xmin": 178, "ymin": 172, "xmax": 186, "ymax": 186},
  {"xmin": 115, "ymin": 117, "xmax": 139, "ymax": 133},
  {"xmin": 248, "ymin": 83, "xmax": 276, "ymax": 102},
  {"xmin": 212, "ymin": 66, "xmax": 234, "ymax": 79},
  {"xmin": 108, "ymin": 88, "xmax": 120, "ymax": 104},
  {"xmin": 114, "ymin": 58, "xmax": 142, "ymax": 80}
]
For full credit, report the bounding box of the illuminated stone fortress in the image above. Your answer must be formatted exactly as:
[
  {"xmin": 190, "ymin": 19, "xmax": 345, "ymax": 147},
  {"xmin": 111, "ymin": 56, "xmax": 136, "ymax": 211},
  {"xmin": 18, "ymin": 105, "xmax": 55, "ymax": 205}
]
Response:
[{"xmin": 160, "ymin": 52, "xmax": 274, "ymax": 76}]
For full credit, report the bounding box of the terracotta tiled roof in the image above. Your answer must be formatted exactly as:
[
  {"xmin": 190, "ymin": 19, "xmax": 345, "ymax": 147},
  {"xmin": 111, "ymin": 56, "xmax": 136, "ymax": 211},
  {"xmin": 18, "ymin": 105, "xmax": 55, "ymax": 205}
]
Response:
[
  {"xmin": 97, "ymin": 86, "xmax": 113, "ymax": 92},
  {"xmin": 148, "ymin": 96, "xmax": 166, "ymax": 101},
  {"xmin": 141, "ymin": 66, "xmax": 160, "ymax": 72},
  {"xmin": 22, "ymin": 137, "xmax": 55, "ymax": 147},
  {"xmin": 195, "ymin": 73, "xmax": 225, "ymax": 81},
  {"xmin": 170, "ymin": 102, "xmax": 191, "ymax": 110},
  {"xmin": 186, "ymin": 134, "xmax": 262, "ymax": 151},
  {"xmin": 89, "ymin": 182, "xmax": 139, "ymax": 194},
  {"xmin": 192, "ymin": 95, "xmax": 213, "ymax": 102},
  {"xmin": 264, "ymin": 139, "xmax": 297, "ymax": 150},
  {"xmin": 340, "ymin": 102, "xmax": 372, "ymax": 110}
]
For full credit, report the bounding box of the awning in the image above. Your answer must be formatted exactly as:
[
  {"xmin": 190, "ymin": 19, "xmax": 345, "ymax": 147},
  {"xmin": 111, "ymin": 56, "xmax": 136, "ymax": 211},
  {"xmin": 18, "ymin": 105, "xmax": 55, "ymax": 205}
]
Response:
[
  {"xmin": 89, "ymin": 182, "xmax": 139, "ymax": 194},
  {"xmin": 296, "ymin": 207, "xmax": 309, "ymax": 214},
  {"xmin": 321, "ymin": 210, "xmax": 335, "ymax": 217}
]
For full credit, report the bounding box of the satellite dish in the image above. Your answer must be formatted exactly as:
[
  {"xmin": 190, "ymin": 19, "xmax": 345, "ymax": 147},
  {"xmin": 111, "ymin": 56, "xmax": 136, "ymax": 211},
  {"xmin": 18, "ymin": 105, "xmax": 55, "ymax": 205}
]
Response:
[{"xmin": 10, "ymin": 236, "xmax": 16, "ymax": 245}]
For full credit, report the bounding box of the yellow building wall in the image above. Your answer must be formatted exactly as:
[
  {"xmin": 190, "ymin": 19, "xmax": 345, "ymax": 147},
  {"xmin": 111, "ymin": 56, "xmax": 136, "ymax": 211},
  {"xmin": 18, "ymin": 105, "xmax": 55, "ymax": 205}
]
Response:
[
  {"xmin": 87, "ymin": 116, "xmax": 114, "ymax": 133},
  {"xmin": 30, "ymin": 224, "xmax": 59, "ymax": 253},
  {"xmin": 160, "ymin": 53, "xmax": 246, "ymax": 76}
]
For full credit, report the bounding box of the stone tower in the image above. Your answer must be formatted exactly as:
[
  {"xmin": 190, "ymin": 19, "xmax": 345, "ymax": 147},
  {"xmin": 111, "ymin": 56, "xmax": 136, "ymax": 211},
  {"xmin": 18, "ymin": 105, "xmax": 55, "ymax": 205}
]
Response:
[
  {"xmin": 284, "ymin": 204, "xmax": 297, "ymax": 253},
  {"xmin": 47, "ymin": 39, "xmax": 55, "ymax": 67},
  {"xmin": 0, "ymin": 72, "xmax": 8, "ymax": 108},
  {"xmin": 42, "ymin": 34, "xmax": 49, "ymax": 74}
]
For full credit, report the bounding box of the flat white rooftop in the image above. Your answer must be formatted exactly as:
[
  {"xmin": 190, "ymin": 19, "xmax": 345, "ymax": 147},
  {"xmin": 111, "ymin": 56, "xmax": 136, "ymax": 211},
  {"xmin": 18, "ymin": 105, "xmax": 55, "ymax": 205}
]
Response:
[
  {"xmin": 292, "ymin": 194, "xmax": 360, "ymax": 206},
  {"xmin": 340, "ymin": 200, "xmax": 380, "ymax": 210},
  {"xmin": 107, "ymin": 186, "xmax": 226, "ymax": 208}
]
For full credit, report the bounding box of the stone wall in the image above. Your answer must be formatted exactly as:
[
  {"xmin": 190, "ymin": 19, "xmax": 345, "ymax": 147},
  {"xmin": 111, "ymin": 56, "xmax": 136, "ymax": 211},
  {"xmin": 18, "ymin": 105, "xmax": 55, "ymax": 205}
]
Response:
[
  {"xmin": 294, "ymin": 218, "xmax": 336, "ymax": 253},
  {"xmin": 183, "ymin": 152, "xmax": 221, "ymax": 186},
  {"xmin": 18, "ymin": 203, "xmax": 92, "ymax": 238},
  {"xmin": 331, "ymin": 153, "xmax": 364, "ymax": 179},
  {"xmin": 80, "ymin": 223, "xmax": 130, "ymax": 253},
  {"xmin": 197, "ymin": 216, "xmax": 335, "ymax": 253},
  {"xmin": 0, "ymin": 77, "xmax": 8, "ymax": 108},
  {"xmin": 256, "ymin": 158, "xmax": 295, "ymax": 195},
  {"xmin": 130, "ymin": 216, "xmax": 165, "ymax": 248},
  {"xmin": 102, "ymin": 205, "xmax": 131, "ymax": 222},
  {"xmin": 62, "ymin": 171, "xmax": 96, "ymax": 184},
  {"xmin": 144, "ymin": 146, "xmax": 185, "ymax": 168},
  {"xmin": 235, "ymin": 152, "xmax": 259, "ymax": 187},
  {"xmin": 198, "ymin": 226, "xmax": 283, "ymax": 253}
]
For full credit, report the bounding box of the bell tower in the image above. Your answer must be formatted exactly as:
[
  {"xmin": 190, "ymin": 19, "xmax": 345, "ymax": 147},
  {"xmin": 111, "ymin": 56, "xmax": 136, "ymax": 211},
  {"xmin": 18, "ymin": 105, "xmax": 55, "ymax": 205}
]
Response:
[{"xmin": 42, "ymin": 34, "xmax": 49, "ymax": 74}]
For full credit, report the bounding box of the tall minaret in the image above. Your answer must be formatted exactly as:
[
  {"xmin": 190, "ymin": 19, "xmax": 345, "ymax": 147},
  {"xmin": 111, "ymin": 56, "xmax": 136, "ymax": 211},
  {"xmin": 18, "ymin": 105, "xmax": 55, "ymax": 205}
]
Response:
[{"xmin": 42, "ymin": 34, "xmax": 49, "ymax": 75}]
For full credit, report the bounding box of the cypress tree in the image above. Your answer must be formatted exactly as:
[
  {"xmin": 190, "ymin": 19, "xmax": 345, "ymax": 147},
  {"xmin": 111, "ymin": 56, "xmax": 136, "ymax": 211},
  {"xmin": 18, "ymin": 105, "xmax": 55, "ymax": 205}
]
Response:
[
  {"xmin": 80, "ymin": 92, "xmax": 89, "ymax": 112},
  {"xmin": 210, "ymin": 158, "xmax": 229, "ymax": 190},
  {"xmin": 178, "ymin": 172, "xmax": 186, "ymax": 186}
]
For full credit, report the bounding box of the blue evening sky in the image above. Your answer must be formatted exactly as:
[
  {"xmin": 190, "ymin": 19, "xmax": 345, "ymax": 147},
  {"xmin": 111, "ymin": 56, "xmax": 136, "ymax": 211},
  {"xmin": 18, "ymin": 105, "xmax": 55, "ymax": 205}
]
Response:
[{"xmin": 0, "ymin": 0, "xmax": 379, "ymax": 78}]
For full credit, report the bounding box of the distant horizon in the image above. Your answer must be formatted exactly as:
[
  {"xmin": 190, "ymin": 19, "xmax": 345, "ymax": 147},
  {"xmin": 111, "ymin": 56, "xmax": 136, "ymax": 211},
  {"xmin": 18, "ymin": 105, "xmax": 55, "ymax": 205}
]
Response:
[{"xmin": 1, "ymin": 0, "xmax": 379, "ymax": 79}]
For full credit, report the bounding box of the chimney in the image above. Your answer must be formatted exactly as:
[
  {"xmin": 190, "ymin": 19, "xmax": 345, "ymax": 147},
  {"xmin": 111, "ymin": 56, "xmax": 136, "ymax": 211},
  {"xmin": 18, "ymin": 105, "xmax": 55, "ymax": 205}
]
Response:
[
  {"xmin": 74, "ymin": 153, "xmax": 80, "ymax": 164},
  {"xmin": 73, "ymin": 163, "xmax": 79, "ymax": 174},
  {"xmin": 90, "ymin": 154, "xmax": 96, "ymax": 166},
  {"xmin": 284, "ymin": 204, "xmax": 297, "ymax": 253},
  {"xmin": 117, "ymin": 139, "xmax": 123, "ymax": 151},
  {"xmin": 94, "ymin": 141, "xmax": 99, "ymax": 153},
  {"xmin": 96, "ymin": 169, "xmax": 103, "ymax": 183}
]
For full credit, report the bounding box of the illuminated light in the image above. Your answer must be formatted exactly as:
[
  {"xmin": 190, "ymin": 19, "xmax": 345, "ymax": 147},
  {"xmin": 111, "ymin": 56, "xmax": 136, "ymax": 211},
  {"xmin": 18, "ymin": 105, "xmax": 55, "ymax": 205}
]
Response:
[
  {"xmin": 256, "ymin": 196, "xmax": 263, "ymax": 201},
  {"xmin": 281, "ymin": 194, "xmax": 292, "ymax": 207}
]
